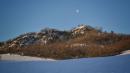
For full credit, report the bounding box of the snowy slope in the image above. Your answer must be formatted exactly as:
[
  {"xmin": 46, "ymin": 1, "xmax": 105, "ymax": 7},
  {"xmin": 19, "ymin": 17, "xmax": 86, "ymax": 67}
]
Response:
[
  {"xmin": 0, "ymin": 55, "xmax": 130, "ymax": 73},
  {"xmin": 0, "ymin": 54, "xmax": 55, "ymax": 61},
  {"xmin": 120, "ymin": 50, "xmax": 130, "ymax": 55}
]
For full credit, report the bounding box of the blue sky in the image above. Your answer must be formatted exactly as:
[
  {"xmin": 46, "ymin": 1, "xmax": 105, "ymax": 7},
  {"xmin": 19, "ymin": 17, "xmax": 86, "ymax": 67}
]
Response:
[{"xmin": 0, "ymin": 0, "xmax": 130, "ymax": 41}]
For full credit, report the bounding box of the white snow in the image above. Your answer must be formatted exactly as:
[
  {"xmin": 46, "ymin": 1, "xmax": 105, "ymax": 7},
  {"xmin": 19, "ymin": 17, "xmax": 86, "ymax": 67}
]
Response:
[
  {"xmin": 73, "ymin": 25, "xmax": 86, "ymax": 31},
  {"xmin": 0, "ymin": 54, "xmax": 55, "ymax": 61},
  {"xmin": 0, "ymin": 55, "xmax": 130, "ymax": 73},
  {"xmin": 120, "ymin": 50, "xmax": 130, "ymax": 55}
]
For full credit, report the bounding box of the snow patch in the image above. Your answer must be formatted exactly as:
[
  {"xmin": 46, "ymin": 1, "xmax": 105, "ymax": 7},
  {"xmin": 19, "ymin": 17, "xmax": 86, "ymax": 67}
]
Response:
[
  {"xmin": 120, "ymin": 50, "xmax": 130, "ymax": 55},
  {"xmin": 0, "ymin": 54, "xmax": 56, "ymax": 61}
]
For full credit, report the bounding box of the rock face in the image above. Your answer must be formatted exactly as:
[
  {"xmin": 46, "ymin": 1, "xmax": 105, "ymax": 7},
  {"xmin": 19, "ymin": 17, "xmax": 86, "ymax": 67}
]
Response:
[{"xmin": 71, "ymin": 24, "xmax": 94, "ymax": 35}]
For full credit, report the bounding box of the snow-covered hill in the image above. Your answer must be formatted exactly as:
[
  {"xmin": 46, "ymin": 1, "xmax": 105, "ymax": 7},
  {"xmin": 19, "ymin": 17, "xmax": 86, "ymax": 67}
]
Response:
[{"xmin": 0, "ymin": 55, "xmax": 130, "ymax": 73}]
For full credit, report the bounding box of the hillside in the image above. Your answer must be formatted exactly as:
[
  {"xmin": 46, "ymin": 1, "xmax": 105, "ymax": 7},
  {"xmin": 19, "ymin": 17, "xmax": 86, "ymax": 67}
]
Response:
[{"xmin": 0, "ymin": 24, "xmax": 130, "ymax": 59}]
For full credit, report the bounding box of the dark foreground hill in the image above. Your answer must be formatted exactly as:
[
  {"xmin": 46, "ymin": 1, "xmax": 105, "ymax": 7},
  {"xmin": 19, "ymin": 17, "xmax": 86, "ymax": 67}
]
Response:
[{"xmin": 0, "ymin": 24, "xmax": 130, "ymax": 59}]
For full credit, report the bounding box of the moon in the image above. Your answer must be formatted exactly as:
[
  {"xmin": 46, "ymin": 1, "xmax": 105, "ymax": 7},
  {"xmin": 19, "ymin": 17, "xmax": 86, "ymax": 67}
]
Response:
[{"xmin": 76, "ymin": 9, "xmax": 79, "ymax": 14}]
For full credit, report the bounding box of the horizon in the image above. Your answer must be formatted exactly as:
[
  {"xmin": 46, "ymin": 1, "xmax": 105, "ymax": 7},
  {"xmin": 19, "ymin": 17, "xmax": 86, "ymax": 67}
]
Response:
[{"xmin": 0, "ymin": 0, "xmax": 130, "ymax": 41}]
